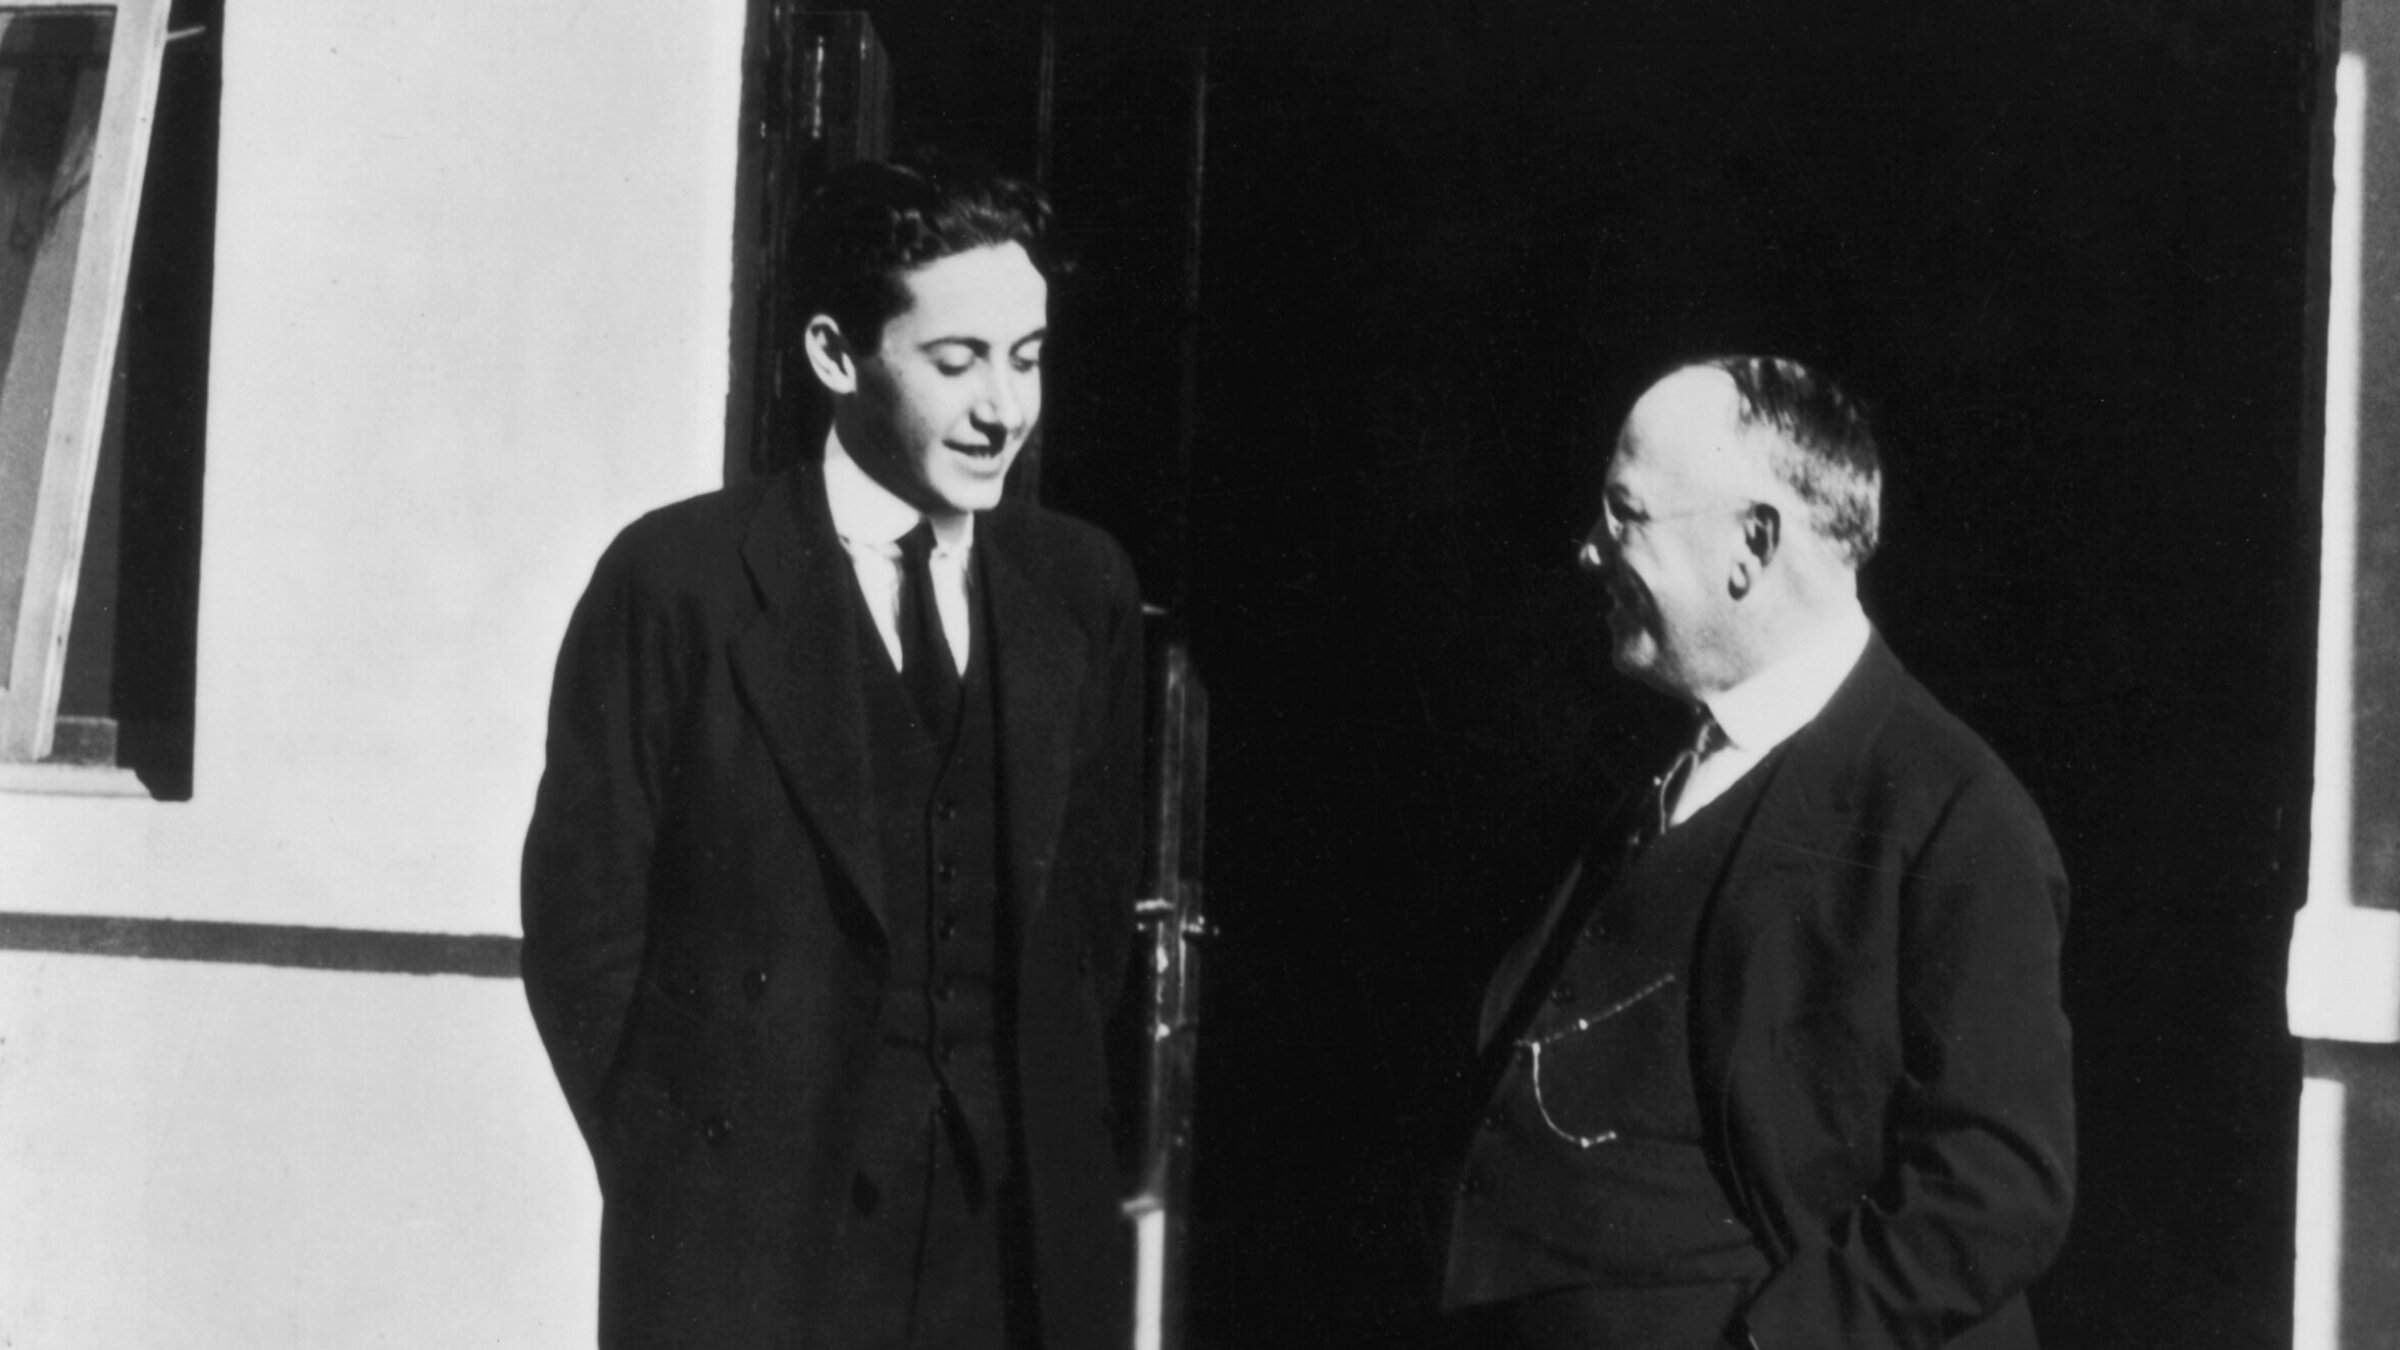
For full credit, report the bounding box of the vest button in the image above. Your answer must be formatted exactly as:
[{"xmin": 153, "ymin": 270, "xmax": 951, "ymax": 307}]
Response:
[
  {"xmin": 936, "ymin": 860, "xmax": 957, "ymax": 885},
  {"xmin": 936, "ymin": 1038, "xmax": 958, "ymax": 1066},
  {"xmin": 1583, "ymin": 919, "xmax": 1610, "ymax": 943},
  {"xmin": 742, "ymin": 967, "xmax": 768, "ymax": 1001},
  {"xmin": 937, "ymin": 914, "xmax": 960, "ymax": 941},
  {"xmin": 1550, "ymin": 981, "xmax": 1577, "ymax": 1005},
  {"xmin": 1483, "ymin": 1103, "xmax": 1510, "ymax": 1130},
  {"xmin": 936, "ymin": 800, "xmax": 960, "ymax": 822},
  {"xmin": 702, "ymin": 1114, "xmax": 733, "ymax": 1145},
  {"xmin": 935, "ymin": 977, "xmax": 957, "ymax": 1003}
]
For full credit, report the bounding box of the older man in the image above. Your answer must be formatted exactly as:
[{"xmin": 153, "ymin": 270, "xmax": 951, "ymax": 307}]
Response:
[
  {"xmin": 1445, "ymin": 357, "xmax": 2075, "ymax": 1349},
  {"xmin": 522, "ymin": 157, "xmax": 1144, "ymax": 1349}
]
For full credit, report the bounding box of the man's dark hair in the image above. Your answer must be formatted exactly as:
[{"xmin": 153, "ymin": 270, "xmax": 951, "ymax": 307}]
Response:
[
  {"xmin": 787, "ymin": 153, "xmax": 1055, "ymax": 355},
  {"xmin": 1698, "ymin": 354, "xmax": 1883, "ymax": 567}
]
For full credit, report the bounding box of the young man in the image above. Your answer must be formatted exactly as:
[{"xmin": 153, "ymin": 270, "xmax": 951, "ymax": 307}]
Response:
[
  {"xmin": 1446, "ymin": 358, "xmax": 2075, "ymax": 1348},
  {"xmin": 523, "ymin": 157, "xmax": 1144, "ymax": 1349}
]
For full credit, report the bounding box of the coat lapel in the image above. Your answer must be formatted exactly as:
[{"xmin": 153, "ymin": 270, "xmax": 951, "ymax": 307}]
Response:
[
  {"xmin": 1702, "ymin": 629, "xmax": 1902, "ymax": 911},
  {"xmin": 728, "ymin": 464, "xmax": 891, "ymax": 937},
  {"xmin": 1479, "ymin": 858, "xmax": 1586, "ymax": 1048},
  {"xmin": 980, "ymin": 518, "xmax": 1087, "ymax": 929},
  {"xmin": 1689, "ymin": 629, "xmax": 1904, "ymax": 1086}
]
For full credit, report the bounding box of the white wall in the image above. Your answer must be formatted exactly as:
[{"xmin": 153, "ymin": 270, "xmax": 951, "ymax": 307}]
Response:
[
  {"xmin": 0, "ymin": 952, "xmax": 600, "ymax": 1347},
  {"xmin": 0, "ymin": 1, "xmax": 747, "ymax": 1343}
]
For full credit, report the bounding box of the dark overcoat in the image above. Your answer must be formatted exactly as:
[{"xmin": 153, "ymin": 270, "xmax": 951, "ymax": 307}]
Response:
[
  {"xmin": 521, "ymin": 458, "xmax": 1144, "ymax": 1348},
  {"xmin": 1469, "ymin": 633, "xmax": 2076, "ymax": 1350}
]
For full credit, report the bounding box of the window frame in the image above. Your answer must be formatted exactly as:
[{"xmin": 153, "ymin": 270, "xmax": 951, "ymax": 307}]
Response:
[{"xmin": 0, "ymin": 0, "xmax": 171, "ymax": 763}]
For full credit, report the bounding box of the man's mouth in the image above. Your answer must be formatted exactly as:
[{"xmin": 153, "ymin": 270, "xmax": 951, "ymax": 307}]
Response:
[{"xmin": 946, "ymin": 441, "xmax": 1005, "ymax": 461}]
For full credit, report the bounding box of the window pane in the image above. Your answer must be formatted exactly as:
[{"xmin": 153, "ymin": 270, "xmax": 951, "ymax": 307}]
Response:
[{"xmin": 0, "ymin": 12, "xmax": 112, "ymax": 675}]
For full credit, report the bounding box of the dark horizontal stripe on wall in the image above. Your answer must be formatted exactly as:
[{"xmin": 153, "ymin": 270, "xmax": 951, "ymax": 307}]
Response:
[{"xmin": 0, "ymin": 911, "xmax": 522, "ymax": 979}]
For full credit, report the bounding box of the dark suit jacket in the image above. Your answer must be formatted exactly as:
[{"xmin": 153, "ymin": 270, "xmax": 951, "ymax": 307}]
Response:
[
  {"xmin": 1471, "ymin": 632, "xmax": 2074, "ymax": 1350},
  {"xmin": 521, "ymin": 458, "xmax": 1145, "ymax": 1349}
]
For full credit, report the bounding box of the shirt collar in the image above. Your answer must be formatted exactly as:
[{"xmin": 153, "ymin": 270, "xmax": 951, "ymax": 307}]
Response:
[
  {"xmin": 1699, "ymin": 602, "xmax": 1871, "ymax": 756},
  {"xmin": 822, "ymin": 433, "xmax": 975, "ymax": 553}
]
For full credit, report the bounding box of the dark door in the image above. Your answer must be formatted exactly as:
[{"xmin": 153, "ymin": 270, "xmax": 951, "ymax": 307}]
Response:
[{"xmin": 756, "ymin": 3, "xmax": 2330, "ymax": 1345}]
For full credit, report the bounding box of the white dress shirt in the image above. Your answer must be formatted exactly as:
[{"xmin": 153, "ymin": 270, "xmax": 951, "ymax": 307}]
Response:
[
  {"xmin": 822, "ymin": 436, "xmax": 974, "ymax": 676},
  {"xmin": 1667, "ymin": 602, "xmax": 1872, "ymax": 826}
]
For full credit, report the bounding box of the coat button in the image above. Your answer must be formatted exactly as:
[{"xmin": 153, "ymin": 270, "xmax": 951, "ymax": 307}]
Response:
[
  {"xmin": 1483, "ymin": 1103, "xmax": 1510, "ymax": 1130},
  {"xmin": 702, "ymin": 1114, "xmax": 732, "ymax": 1144},
  {"xmin": 1460, "ymin": 1169, "xmax": 1488, "ymax": 1199},
  {"xmin": 742, "ymin": 968, "xmax": 768, "ymax": 1002},
  {"xmin": 936, "ymin": 800, "xmax": 960, "ymax": 823},
  {"xmin": 1550, "ymin": 981, "xmax": 1577, "ymax": 1005},
  {"xmin": 936, "ymin": 860, "xmax": 958, "ymax": 885},
  {"xmin": 1583, "ymin": 918, "xmax": 1610, "ymax": 942}
]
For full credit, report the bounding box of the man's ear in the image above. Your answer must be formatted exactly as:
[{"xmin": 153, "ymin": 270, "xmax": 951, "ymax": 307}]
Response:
[
  {"xmin": 803, "ymin": 314, "xmax": 860, "ymax": 394},
  {"xmin": 1728, "ymin": 502, "xmax": 1782, "ymax": 598},
  {"xmin": 1742, "ymin": 502, "xmax": 1782, "ymax": 564}
]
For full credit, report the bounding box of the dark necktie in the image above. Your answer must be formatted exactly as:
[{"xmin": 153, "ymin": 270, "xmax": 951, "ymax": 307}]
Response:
[
  {"xmin": 896, "ymin": 521, "xmax": 962, "ymax": 735},
  {"xmin": 1647, "ymin": 710, "xmax": 1723, "ymax": 843}
]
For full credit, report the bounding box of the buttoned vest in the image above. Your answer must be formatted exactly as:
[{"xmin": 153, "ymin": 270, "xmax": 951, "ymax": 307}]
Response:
[
  {"xmin": 1445, "ymin": 756, "xmax": 1780, "ymax": 1311},
  {"xmin": 846, "ymin": 577, "xmax": 1010, "ymax": 1201}
]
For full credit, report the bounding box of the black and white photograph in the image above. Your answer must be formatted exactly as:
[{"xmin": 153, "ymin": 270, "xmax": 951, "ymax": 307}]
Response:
[{"xmin": 0, "ymin": 1, "xmax": 2390, "ymax": 1347}]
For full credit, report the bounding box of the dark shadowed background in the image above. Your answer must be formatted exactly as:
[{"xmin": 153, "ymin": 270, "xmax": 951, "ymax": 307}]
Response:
[{"xmin": 852, "ymin": 1, "xmax": 2329, "ymax": 1344}]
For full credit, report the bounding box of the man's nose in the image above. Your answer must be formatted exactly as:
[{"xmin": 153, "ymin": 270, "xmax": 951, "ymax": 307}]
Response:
[
  {"xmin": 1577, "ymin": 519, "xmax": 1615, "ymax": 575},
  {"xmin": 971, "ymin": 371, "xmax": 1031, "ymax": 440}
]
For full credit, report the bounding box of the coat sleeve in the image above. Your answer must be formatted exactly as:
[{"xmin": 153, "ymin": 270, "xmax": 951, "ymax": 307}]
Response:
[
  {"xmin": 1740, "ymin": 772, "xmax": 2077, "ymax": 1350},
  {"xmin": 520, "ymin": 528, "xmax": 690, "ymax": 1142}
]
